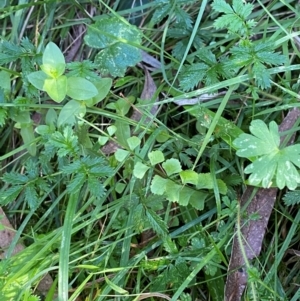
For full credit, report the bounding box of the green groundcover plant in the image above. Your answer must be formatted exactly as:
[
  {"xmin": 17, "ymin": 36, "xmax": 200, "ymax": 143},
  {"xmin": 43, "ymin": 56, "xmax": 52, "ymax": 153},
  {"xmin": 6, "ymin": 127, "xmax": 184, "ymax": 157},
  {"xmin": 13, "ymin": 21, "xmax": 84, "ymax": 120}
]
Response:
[{"xmin": 0, "ymin": 0, "xmax": 300, "ymax": 300}]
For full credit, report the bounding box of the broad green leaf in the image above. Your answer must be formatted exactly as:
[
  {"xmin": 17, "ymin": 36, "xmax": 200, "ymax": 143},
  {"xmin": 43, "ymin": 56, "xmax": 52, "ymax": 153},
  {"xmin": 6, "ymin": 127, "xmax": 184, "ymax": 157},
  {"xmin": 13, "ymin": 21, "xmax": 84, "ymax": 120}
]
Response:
[
  {"xmin": 178, "ymin": 186, "xmax": 195, "ymax": 206},
  {"xmin": 116, "ymin": 182, "xmax": 126, "ymax": 194},
  {"xmin": 35, "ymin": 125, "xmax": 53, "ymax": 135},
  {"xmin": 44, "ymin": 76, "xmax": 67, "ymax": 103},
  {"xmin": 196, "ymin": 173, "xmax": 227, "ymax": 194},
  {"xmin": 234, "ymin": 120, "xmax": 279, "ymax": 157},
  {"xmin": 98, "ymin": 136, "xmax": 109, "ymax": 145},
  {"xmin": 67, "ymin": 77, "xmax": 98, "ymax": 100},
  {"xmin": 20, "ymin": 123, "xmax": 36, "ymax": 156},
  {"xmin": 42, "ymin": 42, "xmax": 65, "ymax": 77},
  {"xmin": 276, "ymin": 156, "xmax": 300, "ymax": 190},
  {"xmin": 236, "ymin": 120, "xmax": 300, "ymax": 189},
  {"xmin": 179, "ymin": 170, "xmax": 198, "ymax": 185},
  {"xmin": 151, "ymin": 175, "xmax": 168, "ymax": 195},
  {"xmin": 27, "ymin": 71, "xmax": 49, "ymax": 90},
  {"xmin": 197, "ymin": 173, "xmax": 215, "ymax": 189},
  {"xmin": 95, "ymin": 44, "xmax": 142, "ymax": 77},
  {"xmin": 107, "ymin": 125, "xmax": 117, "ymax": 136},
  {"xmin": 189, "ymin": 191, "xmax": 208, "ymax": 210},
  {"xmin": 156, "ymin": 129, "xmax": 169, "ymax": 143},
  {"xmin": 162, "ymin": 158, "xmax": 182, "ymax": 176},
  {"xmin": 148, "ymin": 150, "xmax": 165, "ymax": 166},
  {"xmin": 45, "ymin": 108, "xmax": 57, "ymax": 127},
  {"xmin": 57, "ymin": 100, "xmax": 86, "ymax": 127},
  {"xmin": 115, "ymin": 149, "xmax": 129, "ymax": 162},
  {"xmin": 165, "ymin": 180, "xmax": 182, "ymax": 202},
  {"xmin": 84, "ymin": 78, "xmax": 112, "ymax": 107},
  {"xmin": 84, "ymin": 17, "xmax": 142, "ymax": 77},
  {"xmin": 127, "ymin": 136, "xmax": 141, "ymax": 150}
]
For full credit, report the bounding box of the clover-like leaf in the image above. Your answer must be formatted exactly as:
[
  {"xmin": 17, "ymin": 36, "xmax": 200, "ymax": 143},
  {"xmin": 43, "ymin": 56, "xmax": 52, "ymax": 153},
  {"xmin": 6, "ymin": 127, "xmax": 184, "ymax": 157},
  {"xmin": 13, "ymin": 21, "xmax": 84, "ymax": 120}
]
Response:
[
  {"xmin": 234, "ymin": 119, "xmax": 300, "ymax": 189},
  {"xmin": 234, "ymin": 119, "xmax": 279, "ymax": 157},
  {"xmin": 84, "ymin": 17, "xmax": 142, "ymax": 77}
]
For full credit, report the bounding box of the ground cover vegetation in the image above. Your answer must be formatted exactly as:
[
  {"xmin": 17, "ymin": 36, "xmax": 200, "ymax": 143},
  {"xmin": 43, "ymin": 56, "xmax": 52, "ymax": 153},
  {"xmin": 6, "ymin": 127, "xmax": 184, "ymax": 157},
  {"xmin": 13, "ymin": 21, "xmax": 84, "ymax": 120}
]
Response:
[{"xmin": 0, "ymin": 0, "xmax": 300, "ymax": 300}]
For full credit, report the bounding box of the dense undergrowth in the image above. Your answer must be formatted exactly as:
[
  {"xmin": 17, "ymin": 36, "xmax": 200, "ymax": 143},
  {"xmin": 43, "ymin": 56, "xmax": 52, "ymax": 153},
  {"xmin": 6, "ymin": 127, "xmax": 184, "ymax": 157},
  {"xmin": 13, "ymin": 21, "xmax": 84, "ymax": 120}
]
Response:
[{"xmin": 0, "ymin": 0, "xmax": 300, "ymax": 300}]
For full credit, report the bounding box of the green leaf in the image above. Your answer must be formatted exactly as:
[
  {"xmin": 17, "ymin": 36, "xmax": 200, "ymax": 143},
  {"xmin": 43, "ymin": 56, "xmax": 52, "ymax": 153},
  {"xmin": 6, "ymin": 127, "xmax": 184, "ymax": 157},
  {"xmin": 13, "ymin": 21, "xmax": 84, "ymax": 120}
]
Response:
[
  {"xmin": 57, "ymin": 99, "xmax": 86, "ymax": 127},
  {"xmin": 84, "ymin": 17, "xmax": 142, "ymax": 77},
  {"xmin": 189, "ymin": 191, "xmax": 208, "ymax": 210},
  {"xmin": 179, "ymin": 170, "xmax": 198, "ymax": 185},
  {"xmin": 151, "ymin": 175, "xmax": 168, "ymax": 195},
  {"xmin": 212, "ymin": 0, "xmax": 255, "ymax": 35},
  {"xmin": 43, "ymin": 76, "xmax": 67, "ymax": 103},
  {"xmin": 27, "ymin": 71, "xmax": 49, "ymax": 90},
  {"xmin": 234, "ymin": 120, "xmax": 279, "ymax": 157},
  {"xmin": 162, "ymin": 158, "xmax": 182, "ymax": 176},
  {"xmin": 127, "ymin": 136, "xmax": 141, "ymax": 150},
  {"xmin": 42, "ymin": 42, "xmax": 65, "ymax": 77},
  {"xmin": 0, "ymin": 185, "xmax": 23, "ymax": 206},
  {"xmin": 115, "ymin": 120, "xmax": 130, "ymax": 148},
  {"xmin": 156, "ymin": 129, "xmax": 169, "ymax": 143},
  {"xmin": 148, "ymin": 150, "xmax": 165, "ymax": 166},
  {"xmin": 84, "ymin": 78, "xmax": 112, "ymax": 107},
  {"xmin": 133, "ymin": 162, "xmax": 150, "ymax": 179},
  {"xmin": 66, "ymin": 77, "xmax": 98, "ymax": 100},
  {"xmin": 0, "ymin": 70, "xmax": 10, "ymax": 94},
  {"xmin": 107, "ymin": 125, "xmax": 117, "ymax": 136},
  {"xmin": 115, "ymin": 149, "xmax": 130, "ymax": 162},
  {"xmin": 165, "ymin": 180, "xmax": 182, "ymax": 202},
  {"xmin": 283, "ymin": 190, "xmax": 300, "ymax": 206},
  {"xmin": 95, "ymin": 44, "xmax": 142, "ymax": 77},
  {"xmin": 234, "ymin": 119, "xmax": 300, "ymax": 189},
  {"xmin": 20, "ymin": 123, "xmax": 36, "ymax": 156},
  {"xmin": 146, "ymin": 208, "xmax": 168, "ymax": 237}
]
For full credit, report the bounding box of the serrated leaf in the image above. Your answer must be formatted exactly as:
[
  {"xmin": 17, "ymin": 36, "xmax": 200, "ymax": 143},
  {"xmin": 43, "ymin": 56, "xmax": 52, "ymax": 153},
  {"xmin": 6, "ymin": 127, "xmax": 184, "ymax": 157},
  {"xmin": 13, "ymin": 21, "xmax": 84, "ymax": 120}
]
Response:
[
  {"xmin": 148, "ymin": 150, "xmax": 165, "ymax": 166},
  {"xmin": 127, "ymin": 136, "xmax": 141, "ymax": 150},
  {"xmin": 179, "ymin": 170, "xmax": 198, "ymax": 185},
  {"xmin": 162, "ymin": 158, "xmax": 182, "ymax": 176},
  {"xmin": 0, "ymin": 185, "xmax": 23, "ymax": 205},
  {"xmin": 133, "ymin": 162, "xmax": 150, "ymax": 179},
  {"xmin": 283, "ymin": 190, "xmax": 300, "ymax": 206},
  {"xmin": 151, "ymin": 175, "xmax": 168, "ymax": 195},
  {"xmin": 165, "ymin": 180, "xmax": 182, "ymax": 202},
  {"xmin": 25, "ymin": 184, "xmax": 39, "ymax": 209},
  {"xmin": 88, "ymin": 176, "xmax": 105, "ymax": 198},
  {"xmin": 146, "ymin": 208, "xmax": 168, "ymax": 237}
]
